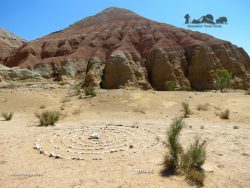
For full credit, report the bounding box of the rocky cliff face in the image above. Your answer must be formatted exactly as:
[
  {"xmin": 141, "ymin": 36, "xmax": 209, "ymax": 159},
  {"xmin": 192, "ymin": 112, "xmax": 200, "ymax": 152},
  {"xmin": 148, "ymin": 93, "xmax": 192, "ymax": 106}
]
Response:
[
  {"xmin": 0, "ymin": 28, "xmax": 26, "ymax": 64},
  {"xmin": 3, "ymin": 7, "xmax": 250, "ymax": 90}
]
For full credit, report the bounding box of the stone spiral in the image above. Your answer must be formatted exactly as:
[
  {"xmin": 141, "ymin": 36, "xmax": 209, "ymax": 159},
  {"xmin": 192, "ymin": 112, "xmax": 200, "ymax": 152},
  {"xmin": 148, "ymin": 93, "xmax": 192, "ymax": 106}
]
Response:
[{"xmin": 34, "ymin": 125, "xmax": 159, "ymax": 160}]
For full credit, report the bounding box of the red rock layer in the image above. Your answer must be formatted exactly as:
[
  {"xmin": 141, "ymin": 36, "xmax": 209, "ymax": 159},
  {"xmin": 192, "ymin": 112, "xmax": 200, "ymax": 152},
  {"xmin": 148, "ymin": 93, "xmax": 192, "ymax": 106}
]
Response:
[{"xmin": 4, "ymin": 7, "xmax": 250, "ymax": 90}]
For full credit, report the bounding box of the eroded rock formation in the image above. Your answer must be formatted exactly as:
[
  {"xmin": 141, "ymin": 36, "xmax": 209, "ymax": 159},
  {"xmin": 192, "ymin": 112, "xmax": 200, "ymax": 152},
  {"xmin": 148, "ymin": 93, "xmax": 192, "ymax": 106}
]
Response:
[
  {"xmin": 0, "ymin": 28, "xmax": 26, "ymax": 64},
  {"xmin": 3, "ymin": 7, "xmax": 250, "ymax": 90}
]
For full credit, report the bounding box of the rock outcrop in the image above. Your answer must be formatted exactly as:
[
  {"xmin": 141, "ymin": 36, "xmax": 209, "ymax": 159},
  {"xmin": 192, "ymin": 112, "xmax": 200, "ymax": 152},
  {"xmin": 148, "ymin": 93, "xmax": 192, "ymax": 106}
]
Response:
[
  {"xmin": 3, "ymin": 7, "xmax": 250, "ymax": 90},
  {"xmin": 0, "ymin": 28, "xmax": 26, "ymax": 64},
  {"xmin": 0, "ymin": 64, "xmax": 42, "ymax": 81},
  {"xmin": 102, "ymin": 51, "xmax": 151, "ymax": 89}
]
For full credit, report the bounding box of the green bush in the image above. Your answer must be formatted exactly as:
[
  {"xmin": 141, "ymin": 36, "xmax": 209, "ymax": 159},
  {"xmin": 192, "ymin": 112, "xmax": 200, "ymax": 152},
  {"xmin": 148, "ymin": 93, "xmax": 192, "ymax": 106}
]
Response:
[
  {"xmin": 181, "ymin": 138, "xmax": 206, "ymax": 171},
  {"xmin": 84, "ymin": 85, "xmax": 96, "ymax": 97},
  {"xmin": 163, "ymin": 119, "xmax": 207, "ymax": 186},
  {"xmin": 220, "ymin": 109, "xmax": 230, "ymax": 119},
  {"xmin": 182, "ymin": 102, "xmax": 191, "ymax": 118},
  {"xmin": 213, "ymin": 69, "xmax": 233, "ymax": 92},
  {"xmin": 35, "ymin": 111, "xmax": 61, "ymax": 126},
  {"xmin": 164, "ymin": 118, "xmax": 185, "ymax": 172},
  {"xmin": 1, "ymin": 112, "xmax": 13, "ymax": 121},
  {"xmin": 164, "ymin": 81, "xmax": 176, "ymax": 91}
]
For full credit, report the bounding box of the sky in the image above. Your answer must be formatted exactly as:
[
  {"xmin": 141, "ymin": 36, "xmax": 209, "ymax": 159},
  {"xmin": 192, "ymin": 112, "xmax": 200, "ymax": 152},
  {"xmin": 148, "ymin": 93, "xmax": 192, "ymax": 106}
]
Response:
[{"xmin": 1, "ymin": 0, "xmax": 250, "ymax": 54}]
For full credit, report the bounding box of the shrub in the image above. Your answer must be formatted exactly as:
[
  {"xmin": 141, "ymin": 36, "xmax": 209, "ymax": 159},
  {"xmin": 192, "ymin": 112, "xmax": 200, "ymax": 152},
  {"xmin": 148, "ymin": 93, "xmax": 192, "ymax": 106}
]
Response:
[
  {"xmin": 245, "ymin": 88, "xmax": 250, "ymax": 95},
  {"xmin": 84, "ymin": 85, "xmax": 96, "ymax": 97},
  {"xmin": 164, "ymin": 118, "xmax": 185, "ymax": 172},
  {"xmin": 35, "ymin": 111, "xmax": 61, "ymax": 126},
  {"xmin": 72, "ymin": 83, "xmax": 82, "ymax": 95},
  {"xmin": 163, "ymin": 119, "xmax": 207, "ymax": 186},
  {"xmin": 213, "ymin": 69, "xmax": 233, "ymax": 92},
  {"xmin": 220, "ymin": 109, "xmax": 230, "ymax": 119},
  {"xmin": 184, "ymin": 137, "xmax": 207, "ymax": 186},
  {"xmin": 181, "ymin": 138, "xmax": 206, "ymax": 171},
  {"xmin": 164, "ymin": 81, "xmax": 176, "ymax": 91},
  {"xmin": 196, "ymin": 103, "xmax": 209, "ymax": 111},
  {"xmin": 182, "ymin": 102, "xmax": 191, "ymax": 118},
  {"xmin": 186, "ymin": 168, "xmax": 205, "ymax": 186},
  {"xmin": 1, "ymin": 112, "xmax": 13, "ymax": 121}
]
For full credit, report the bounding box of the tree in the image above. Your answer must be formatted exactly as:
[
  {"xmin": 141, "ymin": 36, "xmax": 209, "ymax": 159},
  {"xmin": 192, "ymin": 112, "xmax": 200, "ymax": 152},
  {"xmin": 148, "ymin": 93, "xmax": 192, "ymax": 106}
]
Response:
[{"xmin": 213, "ymin": 69, "xmax": 232, "ymax": 92}]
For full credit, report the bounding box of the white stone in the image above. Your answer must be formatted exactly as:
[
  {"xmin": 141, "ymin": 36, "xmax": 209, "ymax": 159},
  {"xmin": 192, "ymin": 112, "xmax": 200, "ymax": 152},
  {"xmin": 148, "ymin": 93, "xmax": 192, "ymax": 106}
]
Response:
[
  {"xmin": 89, "ymin": 132, "xmax": 100, "ymax": 139},
  {"xmin": 34, "ymin": 143, "xmax": 41, "ymax": 149}
]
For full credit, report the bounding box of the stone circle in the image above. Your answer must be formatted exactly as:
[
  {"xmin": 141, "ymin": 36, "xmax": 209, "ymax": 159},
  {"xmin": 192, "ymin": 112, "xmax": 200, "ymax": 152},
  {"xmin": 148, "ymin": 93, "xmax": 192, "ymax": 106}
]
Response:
[{"xmin": 34, "ymin": 124, "xmax": 159, "ymax": 160}]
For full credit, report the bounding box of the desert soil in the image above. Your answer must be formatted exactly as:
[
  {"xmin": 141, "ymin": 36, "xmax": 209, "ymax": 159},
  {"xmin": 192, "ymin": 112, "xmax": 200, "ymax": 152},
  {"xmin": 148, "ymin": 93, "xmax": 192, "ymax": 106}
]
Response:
[{"xmin": 0, "ymin": 81, "xmax": 250, "ymax": 188}]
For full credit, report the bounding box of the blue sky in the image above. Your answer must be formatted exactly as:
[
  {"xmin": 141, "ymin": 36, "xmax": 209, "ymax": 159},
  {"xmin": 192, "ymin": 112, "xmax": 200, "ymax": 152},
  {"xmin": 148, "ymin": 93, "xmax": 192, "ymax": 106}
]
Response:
[{"xmin": 1, "ymin": 0, "xmax": 249, "ymax": 54}]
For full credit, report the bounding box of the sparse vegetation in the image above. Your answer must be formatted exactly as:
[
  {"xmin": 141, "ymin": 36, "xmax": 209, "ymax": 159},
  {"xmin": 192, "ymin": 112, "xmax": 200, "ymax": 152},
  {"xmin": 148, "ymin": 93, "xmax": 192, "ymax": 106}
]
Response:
[
  {"xmin": 220, "ymin": 109, "xmax": 230, "ymax": 119},
  {"xmin": 233, "ymin": 125, "xmax": 239, "ymax": 129},
  {"xmin": 1, "ymin": 112, "xmax": 13, "ymax": 121},
  {"xmin": 181, "ymin": 138, "xmax": 206, "ymax": 171},
  {"xmin": 40, "ymin": 105, "xmax": 46, "ymax": 109},
  {"xmin": 78, "ymin": 94, "xmax": 84, "ymax": 99},
  {"xmin": 186, "ymin": 168, "xmax": 205, "ymax": 186},
  {"xmin": 1, "ymin": 82, "xmax": 18, "ymax": 89},
  {"xmin": 164, "ymin": 80, "xmax": 176, "ymax": 91},
  {"xmin": 61, "ymin": 97, "xmax": 71, "ymax": 103},
  {"xmin": 72, "ymin": 108, "xmax": 81, "ymax": 115},
  {"xmin": 182, "ymin": 102, "xmax": 191, "ymax": 118},
  {"xmin": 164, "ymin": 118, "xmax": 185, "ymax": 172},
  {"xmin": 163, "ymin": 118, "xmax": 207, "ymax": 186},
  {"xmin": 72, "ymin": 83, "xmax": 82, "ymax": 95},
  {"xmin": 84, "ymin": 85, "xmax": 96, "ymax": 97},
  {"xmin": 245, "ymin": 88, "xmax": 250, "ymax": 95},
  {"xmin": 213, "ymin": 69, "xmax": 233, "ymax": 92},
  {"xmin": 35, "ymin": 111, "xmax": 61, "ymax": 126},
  {"xmin": 196, "ymin": 103, "xmax": 209, "ymax": 111},
  {"xmin": 133, "ymin": 107, "xmax": 146, "ymax": 114}
]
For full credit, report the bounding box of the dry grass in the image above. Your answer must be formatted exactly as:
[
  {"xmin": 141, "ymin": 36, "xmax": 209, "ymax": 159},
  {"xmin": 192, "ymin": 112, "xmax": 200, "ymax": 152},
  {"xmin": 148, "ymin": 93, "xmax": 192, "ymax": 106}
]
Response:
[
  {"xmin": 186, "ymin": 168, "xmax": 205, "ymax": 186},
  {"xmin": 182, "ymin": 102, "xmax": 191, "ymax": 118},
  {"xmin": 61, "ymin": 97, "xmax": 71, "ymax": 103},
  {"xmin": 35, "ymin": 111, "xmax": 61, "ymax": 126},
  {"xmin": 40, "ymin": 105, "xmax": 46, "ymax": 109},
  {"xmin": 72, "ymin": 108, "xmax": 81, "ymax": 115},
  {"xmin": 197, "ymin": 103, "xmax": 209, "ymax": 111},
  {"xmin": 1, "ymin": 112, "xmax": 13, "ymax": 121},
  {"xmin": 84, "ymin": 85, "xmax": 96, "ymax": 97},
  {"xmin": 233, "ymin": 125, "xmax": 239, "ymax": 129},
  {"xmin": 220, "ymin": 109, "xmax": 230, "ymax": 119},
  {"xmin": 133, "ymin": 107, "xmax": 146, "ymax": 114}
]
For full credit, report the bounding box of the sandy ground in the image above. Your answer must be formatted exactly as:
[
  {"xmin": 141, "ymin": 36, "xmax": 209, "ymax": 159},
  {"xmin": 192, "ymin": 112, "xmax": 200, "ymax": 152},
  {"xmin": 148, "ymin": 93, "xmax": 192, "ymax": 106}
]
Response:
[{"xmin": 0, "ymin": 82, "xmax": 250, "ymax": 188}]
